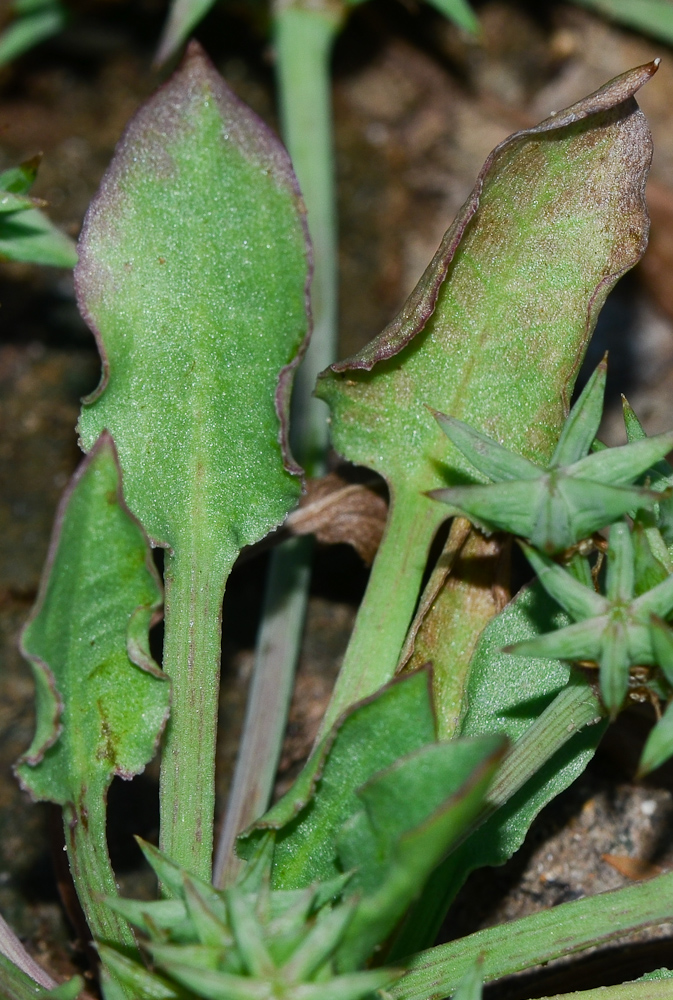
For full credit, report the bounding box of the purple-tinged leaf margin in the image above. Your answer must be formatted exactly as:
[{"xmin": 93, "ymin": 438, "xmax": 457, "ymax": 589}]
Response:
[{"xmin": 330, "ymin": 60, "xmax": 658, "ymax": 377}]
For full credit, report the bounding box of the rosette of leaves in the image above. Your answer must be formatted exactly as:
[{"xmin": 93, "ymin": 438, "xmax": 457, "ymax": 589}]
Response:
[
  {"xmin": 99, "ymin": 837, "xmax": 399, "ymax": 1000},
  {"xmin": 429, "ymin": 357, "xmax": 673, "ymax": 555},
  {"xmin": 506, "ymin": 522, "xmax": 673, "ymax": 729},
  {"xmin": 103, "ymin": 671, "xmax": 505, "ymax": 999}
]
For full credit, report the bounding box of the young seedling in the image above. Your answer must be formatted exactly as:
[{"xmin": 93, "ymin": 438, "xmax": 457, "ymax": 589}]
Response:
[
  {"xmin": 7, "ymin": 43, "xmax": 673, "ymax": 1000},
  {"xmin": 508, "ymin": 524, "xmax": 673, "ymax": 717}
]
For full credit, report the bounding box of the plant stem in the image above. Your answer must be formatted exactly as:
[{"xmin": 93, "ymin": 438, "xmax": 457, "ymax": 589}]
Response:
[
  {"xmin": 487, "ymin": 672, "xmax": 604, "ymax": 808},
  {"xmin": 538, "ymin": 982, "xmax": 673, "ymax": 1000},
  {"xmin": 275, "ymin": 3, "xmax": 341, "ymax": 473},
  {"xmin": 390, "ymin": 869, "xmax": 673, "ymax": 1000},
  {"xmin": 318, "ymin": 496, "xmax": 445, "ymax": 739},
  {"xmin": 214, "ymin": 535, "xmax": 312, "ymax": 888},
  {"xmin": 63, "ymin": 794, "xmax": 136, "ymax": 994},
  {"xmin": 160, "ymin": 543, "xmax": 233, "ymax": 883}
]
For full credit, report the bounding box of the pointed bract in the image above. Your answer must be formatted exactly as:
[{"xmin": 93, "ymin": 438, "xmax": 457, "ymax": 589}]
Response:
[
  {"xmin": 551, "ymin": 354, "xmax": 607, "ymax": 468},
  {"xmin": 519, "ymin": 544, "xmax": 608, "ymax": 621},
  {"xmin": 430, "ymin": 361, "xmax": 672, "ymax": 553},
  {"xmin": 506, "ymin": 617, "xmax": 605, "ymax": 662},
  {"xmin": 606, "ymin": 522, "xmax": 635, "ymax": 604},
  {"xmin": 638, "ymin": 699, "xmax": 673, "ymax": 776},
  {"xmin": 567, "ymin": 431, "xmax": 673, "ymax": 485},
  {"xmin": 511, "ymin": 525, "xmax": 673, "ymax": 719},
  {"xmin": 599, "ymin": 617, "xmax": 631, "ymax": 717},
  {"xmin": 433, "ymin": 413, "xmax": 540, "ymax": 482}
]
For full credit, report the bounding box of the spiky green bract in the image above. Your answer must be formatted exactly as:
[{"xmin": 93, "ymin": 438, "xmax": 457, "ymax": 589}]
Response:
[
  {"xmin": 101, "ymin": 838, "xmax": 400, "ymax": 1000},
  {"xmin": 15, "ymin": 433, "xmax": 168, "ymax": 968},
  {"xmin": 0, "ymin": 154, "xmax": 77, "ymax": 266},
  {"xmin": 622, "ymin": 397, "xmax": 673, "ymax": 555},
  {"xmin": 430, "ymin": 359, "xmax": 673, "ymax": 553},
  {"xmin": 508, "ymin": 523, "xmax": 673, "ymax": 718},
  {"xmin": 105, "ymin": 707, "xmax": 506, "ymax": 990},
  {"xmin": 238, "ymin": 671, "xmax": 506, "ymax": 969},
  {"xmin": 639, "ymin": 697, "xmax": 673, "ymax": 777}
]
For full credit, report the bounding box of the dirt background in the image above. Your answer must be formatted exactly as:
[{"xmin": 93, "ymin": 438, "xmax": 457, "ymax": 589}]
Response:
[{"xmin": 3, "ymin": 0, "xmax": 673, "ymax": 995}]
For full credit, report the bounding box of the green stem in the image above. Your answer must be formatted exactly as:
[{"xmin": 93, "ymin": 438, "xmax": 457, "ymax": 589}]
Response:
[
  {"xmin": 318, "ymin": 496, "xmax": 444, "ymax": 738},
  {"xmin": 213, "ymin": 535, "xmax": 312, "ymax": 888},
  {"xmin": 387, "ymin": 675, "xmax": 606, "ymax": 961},
  {"xmin": 538, "ymin": 982, "xmax": 673, "ymax": 1000},
  {"xmin": 488, "ymin": 672, "xmax": 604, "ymax": 808},
  {"xmin": 63, "ymin": 794, "xmax": 136, "ymax": 994},
  {"xmin": 390, "ymin": 869, "xmax": 673, "ymax": 1000},
  {"xmin": 160, "ymin": 543, "xmax": 233, "ymax": 883},
  {"xmin": 275, "ymin": 3, "xmax": 342, "ymax": 474}
]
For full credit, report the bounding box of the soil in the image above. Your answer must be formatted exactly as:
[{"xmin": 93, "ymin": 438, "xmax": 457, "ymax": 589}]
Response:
[{"xmin": 2, "ymin": 1, "xmax": 673, "ymax": 995}]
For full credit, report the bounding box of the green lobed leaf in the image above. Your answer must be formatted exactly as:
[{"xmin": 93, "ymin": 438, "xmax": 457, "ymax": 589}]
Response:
[
  {"xmin": 318, "ymin": 63, "xmax": 655, "ymax": 510},
  {"xmin": 315, "ymin": 62, "xmax": 656, "ymax": 729},
  {"xmin": 15, "ymin": 432, "xmax": 168, "ymax": 803},
  {"xmin": 14, "ymin": 433, "xmax": 168, "ymax": 963},
  {"xmin": 388, "ymin": 582, "xmax": 606, "ymax": 958},
  {"xmin": 75, "ymin": 40, "xmax": 311, "ymax": 879},
  {"xmin": 76, "ymin": 41, "xmax": 310, "ymax": 561},
  {"xmin": 335, "ymin": 735, "xmax": 505, "ymax": 970},
  {"xmin": 238, "ymin": 670, "xmax": 436, "ymax": 888}
]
